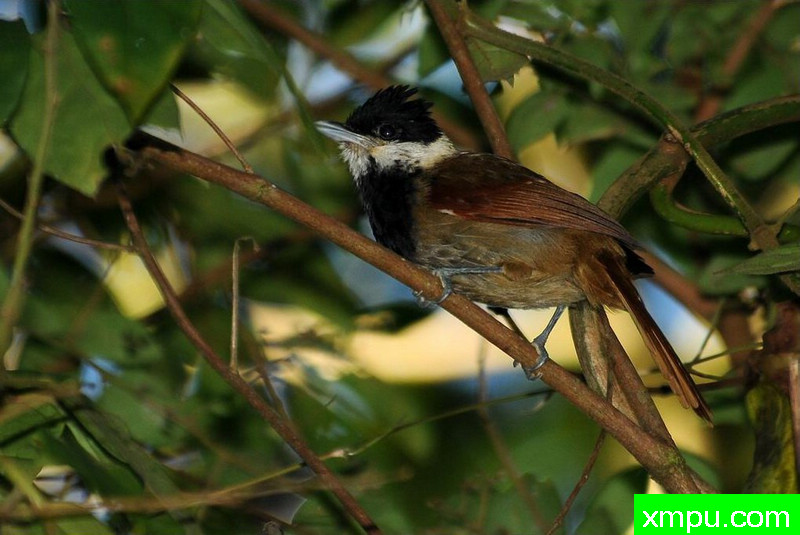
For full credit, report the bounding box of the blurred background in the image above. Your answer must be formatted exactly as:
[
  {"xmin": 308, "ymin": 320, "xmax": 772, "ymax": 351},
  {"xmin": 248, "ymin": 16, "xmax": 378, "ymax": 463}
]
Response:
[{"xmin": 1, "ymin": 0, "xmax": 799, "ymax": 533}]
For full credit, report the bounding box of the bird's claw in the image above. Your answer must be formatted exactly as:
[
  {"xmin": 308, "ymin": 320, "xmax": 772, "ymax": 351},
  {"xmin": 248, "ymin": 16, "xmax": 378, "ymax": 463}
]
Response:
[
  {"xmin": 523, "ymin": 337, "xmax": 550, "ymax": 380},
  {"xmin": 512, "ymin": 335, "xmax": 550, "ymax": 380},
  {"xmin": 413, "ymin": 271, "xmax": 453, "ymax": 307}
]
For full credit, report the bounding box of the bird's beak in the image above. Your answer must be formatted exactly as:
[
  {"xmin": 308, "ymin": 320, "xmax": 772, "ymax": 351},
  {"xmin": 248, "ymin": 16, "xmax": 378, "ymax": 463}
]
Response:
[{"xmin": 315, "ymin": 121, "xmax": 374, "ymax": 148}]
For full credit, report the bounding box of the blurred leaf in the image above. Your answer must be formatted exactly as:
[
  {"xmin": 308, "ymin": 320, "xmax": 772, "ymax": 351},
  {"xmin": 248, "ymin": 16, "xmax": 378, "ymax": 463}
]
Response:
[
  {"xmin": 466, "ymin": 36, "xmax": 528, "ymax": 83},
  {"xmin": 64, "ymin": 0, "xmax": 202, "ymax": 124},
  {"xmin": 418, "ymin": 27, "xmax": 449, "ymax": 78},
  {"xmin": 729, "ymin": 135, "xmax": 798, "ymax": 182},
  {"xmin": 0, "ymin": 20, "xmax": 31, "ymax": 125},
  {"xmin": 744, "ymin": 383, "xmax": 797, "ymax": 492},
  {"xmin": 245, "ymin": 243, "xmax": 359, "ymax": 325},
  {"xmin": 3, "ymin": 517, "xmax": 115, "ymax": 535},
  {"xmin": 9, "ymin": 31, "xmax": 130, "ymax": 196},
  {"xmin": 22, "ymin": 264, "xmax": 164, "ymax": 365},
  {"xmin": 506, "ymin": 89, "xmax": 569, "ymax": 152},
  {"xmin": 430, "ymin": 473, "xmax": 563, "ymax": 534},
  {"xmin": 558, "ymin": 99, "xmax": 653, "ymax": 148},
  {"xmin": 588, "ymin": 143, "xmax": 644, "ymax": 202},
  {"xmin": 0, "ymin": 392, "xmax": 64, "ymax": 444},
  {"xmin": 191, "ymin": 0, "xmax": 283, "ymax": 98},
  {"xmin": 717, "ymin": 243, "xmax": 800, "ymax": 276},
  {"xmin": 142, "ymin": 87, "xmax": 181, "ymax": 131},
  {"xmin": 95, "ymin": 371, "xmax": 178, "ymax": 448},
  {"xmin": 575, "ymin": 468, "xmax": 647, "ymax": 535},
  {"xmin": 42, "ymin": 425, "xmax": 143, "ymax": 496},
  {"xmin": 63, "ymin": 400, "xmax": 182, "ymax": 498},
  {"xmin": 724, "ymin": 61, "xmax": 795, "ymax": 113},
  {"xmin": 170, "ymin": 168, "xmax": 295, "ymax": 242},
  {"xmin": 698, "ymin": 254, "xmax": 768, "ymax": 295},
  {"xmin": 500, "ymin": 2, "xmax": 562, "ymax": 30},
  {"xmin": 326, "ymin": 2, "xmax": 399, "ymax": 48}
]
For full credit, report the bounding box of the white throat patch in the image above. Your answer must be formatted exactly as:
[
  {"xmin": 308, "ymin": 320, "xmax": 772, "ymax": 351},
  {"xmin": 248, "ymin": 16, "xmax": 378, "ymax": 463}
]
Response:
[{"xmin": 339, "ymin": 136, "xmax": 457, "ymax": 184}]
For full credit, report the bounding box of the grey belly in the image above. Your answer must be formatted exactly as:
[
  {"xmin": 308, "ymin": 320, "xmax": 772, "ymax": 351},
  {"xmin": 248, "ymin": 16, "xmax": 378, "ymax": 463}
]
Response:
[{"xmin": 413, "ymin": 219, "xmax": 586, "ymax": 309}]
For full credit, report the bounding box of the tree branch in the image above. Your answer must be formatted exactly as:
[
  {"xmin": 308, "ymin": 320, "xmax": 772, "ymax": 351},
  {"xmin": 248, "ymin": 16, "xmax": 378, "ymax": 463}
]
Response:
[
  {"xmin": 237, "ymin": 0, "xmax": 480, "ymax": 150},
  {"xmin": 425, "ymin": 0, "xmax": 513, "ymax": 157},
  {"xmin": 463, "ymin": 12, "xmax": 783, "ymax": 260},
  {"xmin": 119, "ymin": 133, "xmax": 709, "ymax": 493},
  {"xmin": 114, "ymin": 180, "xmax": 382, "ymax": 534}
]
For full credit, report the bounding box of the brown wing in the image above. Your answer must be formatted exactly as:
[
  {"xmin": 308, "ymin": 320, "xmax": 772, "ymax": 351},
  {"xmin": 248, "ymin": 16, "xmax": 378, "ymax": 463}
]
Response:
[{"xmin": 428, "ymin": 153, "xmax": 639, "ymax": 249}]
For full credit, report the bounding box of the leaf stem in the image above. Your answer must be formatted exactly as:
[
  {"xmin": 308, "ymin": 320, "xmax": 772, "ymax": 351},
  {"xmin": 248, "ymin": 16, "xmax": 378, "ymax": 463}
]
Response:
[
  {"xmin": 115, "ymin": 181, "xmax": 383, "ymax": 533},
  {"xmin": 0, "ymin": 1, "xmax": 60, "ymax": 361},
  {"xmin": 425, "ymin": 0, "xmax": 513, "ymax": 157}
]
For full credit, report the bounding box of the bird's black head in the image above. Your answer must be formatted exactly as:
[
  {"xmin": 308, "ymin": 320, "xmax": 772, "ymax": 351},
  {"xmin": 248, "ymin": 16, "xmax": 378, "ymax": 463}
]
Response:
[{"xmin": 344, "ymin": 85, "xmax": 442, "ymax": 144}]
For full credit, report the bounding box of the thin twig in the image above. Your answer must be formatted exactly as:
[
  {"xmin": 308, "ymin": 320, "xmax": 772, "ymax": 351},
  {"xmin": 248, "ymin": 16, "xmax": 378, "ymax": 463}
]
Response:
[
  {"xmin": 0, "ymin": 197, "xmax": 135, "ymax": 253},
  {"xmin": 230, "ymin": 237, "xmax": 258, "ymax": 371},
  {"xmin": 425, "ymin": 0, "xmax": 513, "ymax": 157},
  {"xmin": 0, "ymin": 0, "xmax": 60, "ymax": 358},
  {"xmin": 694, "ymin": 0, "xmax": 783, "ymax": 122},
  {"xmin": 121, "ymin": 134, "xmax": 710, "ymax": 493},
  {"xmin": 546, "ymin": 430, "xmax": 606, "ymax": 535},
  {"xmin": 237, "ymin": 0, "xmax": 479, "ymax": 149},
  {"xmin": 114, "ymin": 180, "xmax": 383, "ymax": 534},
  {"xmin": 476, "ymin": 341, "xmax": 550, "ymax": 532},
  {"xmin": 170, "ymin": 83, "xmax": 253, "ymax": 173}
]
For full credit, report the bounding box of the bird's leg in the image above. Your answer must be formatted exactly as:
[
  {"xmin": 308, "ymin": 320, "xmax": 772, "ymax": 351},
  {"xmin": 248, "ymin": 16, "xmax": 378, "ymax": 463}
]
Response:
[
  {"xmin": 414, "ymin": 266, "xmax": 504, "ymax": 307},
  {"xmin": 522, "ymin": 305, "xmax": 566, "ymax": 379}
]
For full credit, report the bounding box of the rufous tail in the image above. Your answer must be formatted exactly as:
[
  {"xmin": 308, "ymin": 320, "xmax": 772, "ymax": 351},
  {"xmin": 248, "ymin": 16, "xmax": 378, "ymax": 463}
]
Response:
[{"xmin": 599, "ymin": 253, "xmax": 712, "ymax": 422}]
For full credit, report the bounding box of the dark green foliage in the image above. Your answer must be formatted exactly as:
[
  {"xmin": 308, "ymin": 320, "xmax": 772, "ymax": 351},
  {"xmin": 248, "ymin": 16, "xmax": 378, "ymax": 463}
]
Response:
[{"xmin": 1, "ymin": 1, "xmax": 797, "ymax": 533}]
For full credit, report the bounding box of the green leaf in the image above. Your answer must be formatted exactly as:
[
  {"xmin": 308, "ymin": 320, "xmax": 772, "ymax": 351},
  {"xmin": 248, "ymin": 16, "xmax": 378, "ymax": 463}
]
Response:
[
  {"xmin": 429, "ymin": 473, "xmax": 563, "ymax": 534},
  {"xmin": 64, "ymin": 0, "xmax": 202, "ymax": 124},
  {"xmin": 698, "ymin": 254, "xmax": 768, "ymax": 295},
  {"xmin": 42, "ymin": 425, "xmax": 143, "ymax": 496},
  {"xmin": 744, "ymin": 383, "xmax": 798, "ymax": 492},
  {"xmin": 466, "ymin": 36, "xmax": 528, "ymax": 83},
  {"xmin": 96, "ymin": 371, "xmax": 177, "ymax": 448},
  {"xmin": 729, "ymin": 136, "xmax": 799, "ymax": 182},
  {"xmin": 0, "ymin": 392, "xmax": 64, "ymax": 445},
  {"xmin": 63, "ymin": 399, "xmax": 182, "ymax": 498},
  {"xmin": 9, "ymin": 31, "xmax": 130, "ymax": 196},
  {"xmin": 717, "ymin": 243, "xmax": 800, "ymax": 276},
  {"xmin": 190, "ymin": 0, "xmax": 282, "ymax": 98},
  {"xmin": 0, "ymin": 21, "xmax": 31, "ymax": 125},
  {"xmin": 506, "ymin": 89, "xmax": 569, "ymax": 152},
  {"xmin": 141, "ymin": 86, "xmax": 181, "ymax": 131},
  {"xmin": 575, "ymin": 468, "xmax": 648, "ymax": 535},
  {"xmin": 418, "ymin": 27, "xmax": 449, "ymax": 78}
]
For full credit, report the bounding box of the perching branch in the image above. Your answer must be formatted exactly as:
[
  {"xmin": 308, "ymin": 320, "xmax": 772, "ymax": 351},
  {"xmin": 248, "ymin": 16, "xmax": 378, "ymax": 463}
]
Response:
[
  {"xmin": 424, "ymin": 0, "xmax": 685, "ymax": 456},
  {"xmin": 119, "ymin": 132, "xmax": 709, "ymax": 493},
  {"xmin": 114, "ymin": 180, "xmax": 383, "ymax": 534}
]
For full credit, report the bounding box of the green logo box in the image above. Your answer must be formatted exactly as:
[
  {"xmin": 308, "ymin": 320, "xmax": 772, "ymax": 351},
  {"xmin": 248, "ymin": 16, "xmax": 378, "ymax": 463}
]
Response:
[{"xmin": 635, "ymin": 494, "xmax": 797, "ymax": 533}]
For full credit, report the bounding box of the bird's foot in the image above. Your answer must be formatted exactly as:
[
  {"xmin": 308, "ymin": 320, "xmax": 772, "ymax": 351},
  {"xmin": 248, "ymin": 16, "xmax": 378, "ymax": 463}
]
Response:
[
  {"xmin": 414, "ymin": 266, "xmax": 503, "ymax": 307},
  {"xmin": 515, "ymin": 305, "xmax": 566, "ymax": 380},
  {"xmin": 521, "ymin": 335, "xmax": 550, "ymax": 380},
  {"xmin": 413, "ymin": 274, "xmax": 453, "ymax": 308}
]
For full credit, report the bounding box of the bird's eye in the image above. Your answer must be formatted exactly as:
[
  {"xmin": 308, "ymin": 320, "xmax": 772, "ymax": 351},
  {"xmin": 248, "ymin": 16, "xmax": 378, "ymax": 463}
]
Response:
[{"xmin": 377, "ymin": 123, "xmax": 399, "ymax": 140}]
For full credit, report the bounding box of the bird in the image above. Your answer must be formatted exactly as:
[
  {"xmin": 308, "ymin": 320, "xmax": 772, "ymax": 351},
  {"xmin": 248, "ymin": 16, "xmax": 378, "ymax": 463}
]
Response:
[{"xmin": 316, "ymin": 85, "xmax": 711, "ymax": 421}]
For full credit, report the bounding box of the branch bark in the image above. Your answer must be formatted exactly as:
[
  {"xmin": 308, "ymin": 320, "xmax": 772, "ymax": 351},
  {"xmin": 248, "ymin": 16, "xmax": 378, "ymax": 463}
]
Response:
[
  {"xmin": 115, "ymin": 180, "xmax": 382, "ymax": 534},
  {"xmin": 119, "ymin": 133, "xmax": 710, "ymax": 493}
]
